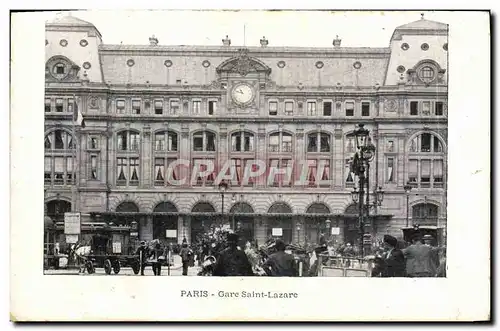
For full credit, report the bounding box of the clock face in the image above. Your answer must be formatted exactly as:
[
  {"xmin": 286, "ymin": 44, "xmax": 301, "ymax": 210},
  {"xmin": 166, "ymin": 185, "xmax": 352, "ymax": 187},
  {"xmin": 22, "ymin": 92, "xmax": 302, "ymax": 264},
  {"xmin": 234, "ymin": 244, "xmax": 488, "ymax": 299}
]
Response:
[{"xmin": 231, "ymin": 83, "xmax": 254, "ymax": 105}]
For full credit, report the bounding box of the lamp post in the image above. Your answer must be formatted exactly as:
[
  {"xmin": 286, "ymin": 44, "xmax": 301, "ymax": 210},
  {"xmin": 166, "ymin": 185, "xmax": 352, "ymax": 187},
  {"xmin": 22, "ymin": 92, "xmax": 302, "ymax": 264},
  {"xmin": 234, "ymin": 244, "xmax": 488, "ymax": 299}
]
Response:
[
  {"xmin": 296, "ymin": 223, "xmax": 301, "ymax": 245},
  {"xmin": 325, "ymin": 219, "xmax": 331, "ymax": 241},
  {"xmin": 347, "ymin": 124, "xmax": 376, "ymax": 258},
  {"xmin": 231, "ymin": 194, "xmax": 237, "ymax": 231},
  {"xmin": 404, "ymin": 183, "xmax": 413, "ymax": 227},
  {"xmin": 218, "ymin": 179, "xmax": 229, "ymax": 229}
]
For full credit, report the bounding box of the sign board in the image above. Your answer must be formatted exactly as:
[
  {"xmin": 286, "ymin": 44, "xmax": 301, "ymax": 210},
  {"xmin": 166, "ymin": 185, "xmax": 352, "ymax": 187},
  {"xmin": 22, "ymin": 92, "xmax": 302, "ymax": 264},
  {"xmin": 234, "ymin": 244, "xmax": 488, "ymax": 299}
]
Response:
[
  {"xmin": 166, "ymin": 230, "xmax": 177, "ymax": 238},
  {"xmin": 65, "ymin": 234, "xmax": 78, "ymax": 244},
  {"xmin": 272, "ymin": 228, "xmax": 283, "ymax": 236},
  {"xmin": 331, "ymin": 227, "xmax": 340, "ymax": 235},
  {"xmin": 64, "ymin": 212, "xmax": 81, "ymax": 234},
  {"xmin": 112, "ymin": 242, "xmax": 122, "ymax": 254},
  {"xmin": 130, "ymin": 231, "xmax": 139, "ymax": 237}
]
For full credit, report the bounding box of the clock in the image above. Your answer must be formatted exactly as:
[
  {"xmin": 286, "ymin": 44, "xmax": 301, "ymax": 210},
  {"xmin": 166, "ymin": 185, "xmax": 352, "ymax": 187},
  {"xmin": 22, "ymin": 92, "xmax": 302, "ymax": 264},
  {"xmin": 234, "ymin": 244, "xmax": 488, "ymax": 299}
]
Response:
[{"xmin": 231, "ymin": 83, "xmax": 255, "ymax": 105}]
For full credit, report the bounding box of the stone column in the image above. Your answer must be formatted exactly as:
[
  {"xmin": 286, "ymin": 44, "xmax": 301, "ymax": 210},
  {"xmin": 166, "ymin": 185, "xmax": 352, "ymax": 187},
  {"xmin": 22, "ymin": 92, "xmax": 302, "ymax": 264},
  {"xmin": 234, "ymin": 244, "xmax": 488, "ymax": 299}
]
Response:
[
  {"xmin": 295, "ymin": 128, "xmax": 305, "ymax": 187},
  {"xmin": 219, "ymin": 125, "xmax": 228, "ymax": 177},
  {"xmin": 334, "ymin": 128, "xmax": 344, "ymax": 189},
  {"xmin": 257, "ymin": 127, "xmax": 266, "ymax": 188},
  {"xmin": 180, "ymin": 125, "xmax": 190, "ymax": 187}
]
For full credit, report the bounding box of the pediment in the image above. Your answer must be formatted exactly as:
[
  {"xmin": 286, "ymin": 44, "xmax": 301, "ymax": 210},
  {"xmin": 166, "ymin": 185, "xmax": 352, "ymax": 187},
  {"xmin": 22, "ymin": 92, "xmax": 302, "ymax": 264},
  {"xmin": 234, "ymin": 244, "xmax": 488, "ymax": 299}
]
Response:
[{"xmin": 216, "ymin": 48, "xmax": 271, "ymax": 76}]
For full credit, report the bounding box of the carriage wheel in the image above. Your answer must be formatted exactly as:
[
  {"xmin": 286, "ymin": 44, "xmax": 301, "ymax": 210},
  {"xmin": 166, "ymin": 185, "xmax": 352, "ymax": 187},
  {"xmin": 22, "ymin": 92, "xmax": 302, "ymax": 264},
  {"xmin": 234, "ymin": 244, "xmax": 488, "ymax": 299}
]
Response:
[
  {"xmin": 113, "ymin": 260, "xmax": 121, "ymax": 274},
  {"xmin": 104, "ymin": 259, "xmax": 112, "ymax": 275},
  {"xmin": 132, "ymin": 262, "xmax": 140, "ymax": 275},
  {"xmin": 86, "ymin": 260, "xmax": 95, "ymax": 274}
]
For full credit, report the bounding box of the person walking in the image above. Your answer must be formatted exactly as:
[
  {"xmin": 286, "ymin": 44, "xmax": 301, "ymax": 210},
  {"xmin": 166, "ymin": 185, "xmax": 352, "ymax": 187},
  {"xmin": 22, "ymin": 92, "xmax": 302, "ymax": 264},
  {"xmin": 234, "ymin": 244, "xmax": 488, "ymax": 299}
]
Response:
[
  {"xmin": 262, "ymin": 239, "xmax": 297, "ymax": 277},
  {"xmin": 213, "ymin": 233, "xmax": 254, "ymax": 276},
  {"xmin": 179, "ymin": 242, "xmax": 192, "ymax": 276},
  {"xmin": 381, "ymin": 235, "xmax": 406, "ymax": 277},
  {"xmin": 150, "ymin": 242, "xmax": 163, "ymax": 276}
]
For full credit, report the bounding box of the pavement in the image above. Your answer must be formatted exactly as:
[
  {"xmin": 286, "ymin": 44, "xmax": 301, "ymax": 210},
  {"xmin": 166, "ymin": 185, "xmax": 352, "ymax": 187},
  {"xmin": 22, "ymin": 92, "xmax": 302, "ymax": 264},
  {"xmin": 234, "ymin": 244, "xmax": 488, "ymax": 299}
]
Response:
[{"xmin": 44, "ymin": 265, "xmax": 202, "ymax": 276}]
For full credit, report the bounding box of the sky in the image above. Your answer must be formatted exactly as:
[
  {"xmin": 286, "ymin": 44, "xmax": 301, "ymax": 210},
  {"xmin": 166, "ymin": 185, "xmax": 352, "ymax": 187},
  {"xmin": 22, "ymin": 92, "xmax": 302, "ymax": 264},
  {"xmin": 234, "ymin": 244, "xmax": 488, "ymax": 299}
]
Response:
[{"xmin": 40, "ymin": 10, "xmax": 458, "ymax": 48}]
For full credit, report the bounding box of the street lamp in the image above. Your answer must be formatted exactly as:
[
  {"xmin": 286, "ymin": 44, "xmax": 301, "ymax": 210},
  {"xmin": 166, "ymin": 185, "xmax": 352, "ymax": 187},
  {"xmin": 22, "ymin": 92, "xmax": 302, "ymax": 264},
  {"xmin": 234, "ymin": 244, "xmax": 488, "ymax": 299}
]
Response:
[
  {"xmin": 325, "ymin": 218, "xmax": 331, "ymax": 236},
  {"xmin": 231, "ymin": 194, "xmax": 237, "ymax": 231},
  {"xmin": 296, "ymin": 223, "xmax": 301, "ymax": 245},
  {"xmin": 404, "ymin": 183, "xmax": 413, "ymax": 227},
  {"xmin": 218, "ymin": 179, "xmax": 229, "ymax": 228},
  {"xmin": 347, "ymin": 124, "xmax": 378, "ymax": 258}
]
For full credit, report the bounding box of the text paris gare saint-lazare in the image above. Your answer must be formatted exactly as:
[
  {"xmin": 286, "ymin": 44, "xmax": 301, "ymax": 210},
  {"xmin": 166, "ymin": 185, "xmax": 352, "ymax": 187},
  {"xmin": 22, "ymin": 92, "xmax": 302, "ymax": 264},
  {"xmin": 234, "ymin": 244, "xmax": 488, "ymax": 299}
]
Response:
[
  {"xmin": 180, "ymin": 290, "xmax": 299, "ymax": 299},
  {"xmin": 162, "ymin": 158, "xmax": 336, "ymax": 186}
]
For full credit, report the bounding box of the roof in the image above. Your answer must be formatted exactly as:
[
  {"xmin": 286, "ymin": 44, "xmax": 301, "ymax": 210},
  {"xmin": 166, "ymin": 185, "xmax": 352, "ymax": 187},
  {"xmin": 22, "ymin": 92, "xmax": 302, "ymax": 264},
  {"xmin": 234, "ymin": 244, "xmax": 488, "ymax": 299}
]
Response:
[
  {"xmin": 395, "ymin": 18, "xmax": 448, "ymax": 31},
  {"xmin": 46, "ymin": 15, "xmax": 95, "ymax": 27}
]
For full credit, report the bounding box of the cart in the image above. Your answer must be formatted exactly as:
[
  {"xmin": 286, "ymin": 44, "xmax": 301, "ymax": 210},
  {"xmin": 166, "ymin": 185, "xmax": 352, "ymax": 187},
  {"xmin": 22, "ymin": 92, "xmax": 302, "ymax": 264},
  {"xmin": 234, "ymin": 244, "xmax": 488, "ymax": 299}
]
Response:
[{"xmin": 316, "ymin": 253, "xmax": 373, "ymax": 277}]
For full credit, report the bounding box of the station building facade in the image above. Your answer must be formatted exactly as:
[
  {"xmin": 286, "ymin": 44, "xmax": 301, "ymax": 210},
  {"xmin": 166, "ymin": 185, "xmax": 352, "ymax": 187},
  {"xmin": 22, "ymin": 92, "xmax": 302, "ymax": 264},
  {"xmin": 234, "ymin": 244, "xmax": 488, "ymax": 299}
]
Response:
[{"xmin": 44, "ymin": 15, "xmax": 448, "ymax": 249}]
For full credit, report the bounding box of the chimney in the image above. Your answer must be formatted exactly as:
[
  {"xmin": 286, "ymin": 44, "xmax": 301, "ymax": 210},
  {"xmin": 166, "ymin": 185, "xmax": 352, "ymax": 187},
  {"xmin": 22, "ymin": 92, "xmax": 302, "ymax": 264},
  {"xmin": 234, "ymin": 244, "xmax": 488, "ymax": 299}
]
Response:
[
  {"xmin": 260, "ymin": 36, "xmax": 269, "ymax": 47},
  {"xmin": 222, "ymin": 35, "xmax": 231, "ymax": 46},
  {"xmin": 333, "ymin": 35, "xmax": 342, "ymax": 47},
  {"xmin": 149, "ymin": 35, "xmax": 159, "ymax": 46}
]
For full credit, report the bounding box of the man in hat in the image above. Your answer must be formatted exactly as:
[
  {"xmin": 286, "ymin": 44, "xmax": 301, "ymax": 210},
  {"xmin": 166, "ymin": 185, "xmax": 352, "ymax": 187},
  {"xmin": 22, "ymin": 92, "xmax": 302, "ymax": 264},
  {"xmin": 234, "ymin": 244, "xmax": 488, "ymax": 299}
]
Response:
[
  {"xmin": 262, "ymin": 239, "xmax": 297, "ymax": 277},
  {"xmin": 402, "ymin": 234, "xmax": 442, "ymax": 277},
  {"xmin": 382, "ymin": 235, "xmax": 406, "ymax": 277},
  {"xmin": 179, "ymin": 242, "xmax": 193, "ymax": 276},
  {"xmin": 135, "ymin": 241, "xmax": 148, "ymax": 276},
  {"xmin": 213, "ymin": 233, "xmax": 253, "ymax": 276}
]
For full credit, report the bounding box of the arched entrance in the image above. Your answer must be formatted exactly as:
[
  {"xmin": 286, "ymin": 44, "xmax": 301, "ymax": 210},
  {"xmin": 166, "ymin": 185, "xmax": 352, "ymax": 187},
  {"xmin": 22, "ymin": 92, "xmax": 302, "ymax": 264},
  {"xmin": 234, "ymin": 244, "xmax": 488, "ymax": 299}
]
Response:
[
  {"xmin": 114, "ymin": 201, "xmax": 140, "ymax": 254},
  {"xmin": 115, "ymin": 201, "xmax": 139, "ymax": 225},
  {"xmin": 412, "ymin": 203, "xmax": 439, "ymax": 226},
  {"xmin": 305, "ymin": 203, "xmax": 330, "ymax": 245},
  {"xmin": 267, "ymin": 203, "xmax": 293, "ymax": 244},
  {"xmin": 191, "ymin": 202, "xmax": 216, "ymax": 244},
  {"xmin": 46, "ymin": 200, "xmax": 72, "ymax": 223},
  {"xmin": 344, "ymin": 203, "xmax": 360, "ymax": 245},
  {"xmin": 229, "ymin": 202, "xmax": 254, "ymax": 245},
  {"xmin": 153, "ymin": 202, "xmax": 178, "ymax": 244}
]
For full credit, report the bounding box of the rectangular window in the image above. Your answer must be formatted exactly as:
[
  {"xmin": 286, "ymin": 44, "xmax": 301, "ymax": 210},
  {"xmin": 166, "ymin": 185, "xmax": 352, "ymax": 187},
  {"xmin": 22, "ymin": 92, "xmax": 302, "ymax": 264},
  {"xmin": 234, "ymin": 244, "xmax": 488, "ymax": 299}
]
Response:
[
  {"xmin": 54, "ymin": 157, "xmax": 64, "ymax": 185},
  {"xmin": 307, "ymin": 102, "xmax": 317, "ymax": 116},
  {"xmin": 154, "ymin": 101, "xmax": 163, "ymax": 115},
  {"xmin": 387, "ymin": 157, "xmax": 395, "ymax": 183},
  {"xmin": 206, "ymin": 133, "xmax": 216, "ymax": 151},
  {"xmin": 285, "ymin": 102, "xmax": 293, "ymax": 115},
  {"xmin": 132, "ymin": 100, "xmax": 141, "ymax": 114},
  {"xmin": 176, "ymin": 79, "xmax": 182, "ymax": 85},
  {"xmin": 116, "ymin": 158, "xmax": 127, "ymax": 185},
  {"xmin": 282, "ymin": 135, "xmax": 292, "ymax": 152},
  {"xmin": 421, "ymin": 160, "xmax": 431, "ymax": 186},
  {"xmin": 66, "ymin": 157, "xmax": 73, "ymax": 184},
  {"xmin": 192, "ymin": 101, "xmax": 201, "ymax": 114},
  {"xmin": 117, "ymin": 132, "xmax": 127, "ymax": 151},
  {"xmin": 433, "ymin": 160, "xmax": 444, "ymax": 186},
  {"xmin": 154, "ymin": 158, "xmax": 165, "ymax": 185},
  {"xmin": 306, "ymin": 160, "xmax": 317, "ymax": 186},
  {"xmin": 319, "ymin": 159, "xmax": 331, "ymax": 186},
  {"xmin": 421, "ymin": 133, "xmax": 431, "ymax": 152},
  {"xmin": 130, "ymin": 133, "xmax": 140, "ymax": 151},
  {"xmin": 193, "ymin": 132, "xmax": 203, "ymax": 152},
  {"xmin": 387, "ymin": 140, "xmax": 394, "ymax": 152},
  {"xmin": 170, "ymin": 100, "xmax": 179, "ymax": 115},
  {"xmin": 90, "ymin": 137, "xmax": 98, "ymax": 150},
  {"xmin": 361, "ymin": 102, "xmax": 370, "ymax": 116},
  {"xmin": 67, "ymin": 98, "xmax": 74, "ymax": 113},
  {"xmin": 244, "ymin": 159, "xmax": 258, "ymax": 186},
  {"xmin": 244, "ymin": 133, "xmax": 254, "ymax": 152},
  {"xmin": 269, "ymin": 135, "xmax": 279, "ymax": 152},
  {"xmin": 90, "ymin": 155, "xmax": 98, "ymax": 180},
  {"xmin": 116, "ymin": 100, "xmax": 125, "ymax": 114},
  {"xmin": 269, "ymin": 101, "xmax": 278, "ymax": 115},
  {"xmin": 208, "ymin": 101, "xmax": 216, "ymax": 115},
  {"xmin": 345, "ymin": 158, "xmax": 354, "ymax": 184},
  {"xmin": 323, "ymin": 102, "xmax": 332, "ymax": 116},
  {"xmin": 422, "ymin": 101, "xmax": 431, "ymax": 115},
  {"xmin": 44, "ymin": 157, "xmax": 52, "ymax": 184},
  {"xmin": 307, "ymin": 134, "xmax": 318, "ymax": 152},
  {"xmin": 232, "ymin": 158, "xmax": 243, "ymax": 185},
  {"xmin": 55, "ymin": 99, "xmax": 64, "ymax": 112},
  {"xmin": 129, "ymin": 158, "xmax": 139, "ymax": 185},
  {"xmin": 155, "ymin": 133, "xmax": 165, "ymax": 151},
  {"xmin": 45, "ymin": 99, "xmax": 51, "ymax": 112},
  {"xmin": 269, "ymin": 159, "xmax": 290, "ymax": 187},
  {"xmin": 56, "ymin": 64, "xmax": 65, "ymax": 74},
  {"xmin": 410, "ymin": 101, "xmax": 418, "ymax": 115},
  {"xmin": 435, "ymin": 102, "xmax": 444, "ymax": 116},
  {"xmin": 408, "ymin": 159, "xmax": 418, "ymax": 183},
  {"xmin": 168, "ymin": 133, "xmax": 178, "ymax": 151},
  {"xmin": 345, "ymin": 102, "xmax": 354, "ymax": 116},
  {"xmin": 320, "ymin": 133, "xmax": 330, "ymax": 152}
]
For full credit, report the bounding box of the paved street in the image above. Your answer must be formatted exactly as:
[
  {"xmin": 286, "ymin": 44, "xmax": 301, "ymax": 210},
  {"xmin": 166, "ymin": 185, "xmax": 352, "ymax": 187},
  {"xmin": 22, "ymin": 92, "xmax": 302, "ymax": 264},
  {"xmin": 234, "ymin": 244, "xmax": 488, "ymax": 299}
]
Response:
[{"xmin": 45, "ymin": 266, "xmax": 202, "ymax": 276}]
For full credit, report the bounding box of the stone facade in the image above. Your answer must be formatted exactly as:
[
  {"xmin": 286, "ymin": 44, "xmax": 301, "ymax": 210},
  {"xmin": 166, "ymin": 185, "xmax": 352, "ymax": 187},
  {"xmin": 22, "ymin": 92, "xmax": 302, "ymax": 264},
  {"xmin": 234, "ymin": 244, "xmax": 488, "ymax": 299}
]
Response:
[{"xmin": 44, "ymin": 15, "xmax": 448, "ymax": 247}]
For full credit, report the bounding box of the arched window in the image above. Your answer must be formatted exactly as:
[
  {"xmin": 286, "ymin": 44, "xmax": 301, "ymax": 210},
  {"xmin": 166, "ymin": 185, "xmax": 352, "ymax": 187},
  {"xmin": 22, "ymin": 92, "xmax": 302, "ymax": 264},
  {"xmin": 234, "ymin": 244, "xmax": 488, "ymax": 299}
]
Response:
[
  {"xmin": 46, "ymin": 200, "xmax": 72, "ymax": 222},
  {"xmin": 231, "ymin": 131, "xmax": 254, "ymax": 152},
  {"xmin": 116, "ymin": 130, "xmax": 140, "ymax": 187},
  {"xmin": 192, "ymin": 131, "xmax": 216, "ymax": 152},
  {"xmin": 304, "ymin": 203, "xmax": 331, "ymax": 244},
  {"xmin": 306, "ymin": 132, "xmax": 331, "ymax": 187},
  {"xmin": 153, "ymin": 201, "xmax": 178, "ymax": 243},
  {"xmin": 344, "ymin": 135, "xmax": 357, "ymax": 187},
  {"xmin": 44, "ymin": 130, "xmax": 75, "ymax": 186},
  {"xmin": 229, "ymin": 202, "xmax": 255, "ymax": 244},
  {"xmin": 412, "ymin": 202, "xmax": 439, "ymax": 226},
  {"xmin": 154, "ymin": 131, "xmax": 179, "ymax": 186},
  {"xmin": 191, "ymin": 202, "xmax": 217, "ymax": 244},
  {"xmin": 267, "ymin": 202, "xmax": 293, "ymax": 244},
  {"xmin": 408, "ymin": 132, "xmax": 445, "ymax": 188}
]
